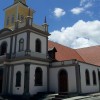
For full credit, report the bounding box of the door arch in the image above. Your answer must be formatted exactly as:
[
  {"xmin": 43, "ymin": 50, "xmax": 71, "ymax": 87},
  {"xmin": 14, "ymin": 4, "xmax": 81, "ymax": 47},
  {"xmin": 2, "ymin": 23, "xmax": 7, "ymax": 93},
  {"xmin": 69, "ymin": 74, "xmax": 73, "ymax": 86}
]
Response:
[{"xmin": 58, "ymin": 69, "xmax": 68, "ymax": 92}]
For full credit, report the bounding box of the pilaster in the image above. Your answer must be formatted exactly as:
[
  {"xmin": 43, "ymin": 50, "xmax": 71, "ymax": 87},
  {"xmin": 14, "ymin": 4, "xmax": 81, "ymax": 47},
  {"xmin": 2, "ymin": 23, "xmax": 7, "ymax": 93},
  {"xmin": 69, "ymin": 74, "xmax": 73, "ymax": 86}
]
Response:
[
  {"xmin": 24, "ymin": 63, "xmax": 30, "ymax": 95},
  {"xmin": 14, "ymin": 35, "xmax": 17, "ymax": 55},
  {"xmin": 10, "ymin": 65, "xmax": 14, "ymax": 94},
  {"xmin": 47, "ymin": 65, "xmax": 50, "ymax": 92},
  {"xmin": 75, "ymin": 62, "xmax": 81, "ymax": 94},
  {"xmin": 2, "ymin": 64, "xmax": 10, "ymax": 94},
  {"xmin": 10, "ymin": 36, "xmax": 13, "ymax": 58},
  {"xmin": 25, "ymin": 31, "xmax": 31, "ymax": 56}
]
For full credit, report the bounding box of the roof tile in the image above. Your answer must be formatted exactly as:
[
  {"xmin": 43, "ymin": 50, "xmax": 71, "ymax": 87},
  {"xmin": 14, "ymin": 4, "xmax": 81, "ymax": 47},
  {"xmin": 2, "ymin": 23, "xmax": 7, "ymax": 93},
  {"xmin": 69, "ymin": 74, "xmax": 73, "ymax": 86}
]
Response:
[
  {"xmin": 48, "ymin": 41, "xmax": 84, "ymax": 62},
  {"xmin": 48, "ymin": 41, "xmax": 100, "ymax": 66}
]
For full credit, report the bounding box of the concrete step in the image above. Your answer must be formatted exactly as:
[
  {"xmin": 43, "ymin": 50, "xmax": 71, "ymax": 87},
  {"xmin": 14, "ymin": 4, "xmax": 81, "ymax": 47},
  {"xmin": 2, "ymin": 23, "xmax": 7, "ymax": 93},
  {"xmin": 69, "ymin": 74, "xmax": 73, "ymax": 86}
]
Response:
[
  {"xmin": 55, "ymin": 95, "xmax": 68, "ymax": 98},
  {"xmin": 52, "ymin": 98, "xmax": 62, "ymax": 100},
  {"xmin": 31, "ymin": 93, "xmax": 57, "ymax": 100},
  {"xmin": 59, "ymin": 92, "xmax": 78, "ymax": 97}
]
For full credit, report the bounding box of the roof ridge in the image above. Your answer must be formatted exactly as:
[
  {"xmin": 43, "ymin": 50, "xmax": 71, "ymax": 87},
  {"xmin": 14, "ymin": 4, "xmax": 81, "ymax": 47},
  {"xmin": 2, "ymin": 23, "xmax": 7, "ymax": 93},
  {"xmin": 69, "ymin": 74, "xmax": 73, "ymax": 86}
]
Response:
[
  {"xmin": 48, "ymin": 40, "xmax": 74, "ymax": 50},
  {"xmin": 75, "ymin": 50, "xmax": 86, "ymax": 62},
  {"xmin": 76, "ymin": 45, "xmax": 100, "ymax": 50}
]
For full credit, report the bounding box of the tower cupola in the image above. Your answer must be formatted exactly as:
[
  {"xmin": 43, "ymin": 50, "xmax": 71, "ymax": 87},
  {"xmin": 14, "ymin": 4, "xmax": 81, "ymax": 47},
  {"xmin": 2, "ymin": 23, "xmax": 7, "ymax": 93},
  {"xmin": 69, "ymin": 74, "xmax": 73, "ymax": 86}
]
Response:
[{"xmin": 14, "ymin": 0, "xmax": 26, "ymax": 5}]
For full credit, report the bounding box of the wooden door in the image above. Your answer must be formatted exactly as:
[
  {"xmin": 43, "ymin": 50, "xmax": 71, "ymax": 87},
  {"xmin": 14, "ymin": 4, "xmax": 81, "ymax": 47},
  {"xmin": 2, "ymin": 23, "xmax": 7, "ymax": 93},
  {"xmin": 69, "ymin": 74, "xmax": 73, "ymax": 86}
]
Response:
[{"xmin": 58, "ymin": 70, "xmax": 68, "ymax": 92}]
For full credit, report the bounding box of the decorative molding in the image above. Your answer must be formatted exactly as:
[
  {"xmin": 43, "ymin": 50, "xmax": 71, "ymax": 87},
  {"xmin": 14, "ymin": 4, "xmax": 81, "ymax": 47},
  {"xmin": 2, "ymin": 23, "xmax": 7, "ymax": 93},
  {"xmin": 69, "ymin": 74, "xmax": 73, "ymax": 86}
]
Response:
[{"xmin": 0, "ymin": 25, "xmax": 49, "ymax": 40}]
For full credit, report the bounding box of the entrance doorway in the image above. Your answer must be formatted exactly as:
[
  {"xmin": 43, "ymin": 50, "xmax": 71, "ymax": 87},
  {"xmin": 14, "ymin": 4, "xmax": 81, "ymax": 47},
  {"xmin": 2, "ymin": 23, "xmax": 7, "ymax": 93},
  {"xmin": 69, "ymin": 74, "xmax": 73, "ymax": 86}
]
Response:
[
  {"xmin": 58, "ymin": 69, "xmax": 68, "ymax": 92},
  {"xmin": 0, "ymin": 69, "xmax": 3, "ymax": 93}
]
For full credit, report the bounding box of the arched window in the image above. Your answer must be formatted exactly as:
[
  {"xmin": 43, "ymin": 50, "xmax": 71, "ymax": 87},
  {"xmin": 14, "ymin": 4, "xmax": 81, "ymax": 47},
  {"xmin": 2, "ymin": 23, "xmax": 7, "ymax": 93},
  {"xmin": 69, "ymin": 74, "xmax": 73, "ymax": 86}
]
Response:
[
  {"xmin": 35, "ymin": 39, "xmax": 41, "ymax": 53},
  {"xmin": 85, "ymin": 69, "xmax": 90, "ymax": 85},
  {"xmin": 12, "ymin": 15, "xmax": 14, "ymax": 23},
  {"xmin": 19, "ymin": 38, "xmax": 24, "ymax": 51},
  {"xmin": 16, "ymin": 71, "xmax": 21, "ymax": 87},
  {"xmin": 0, "ymin": 42, "xmax": 7, "ymax": 56},
  {"xmin": 7, "ymin": 17, "xmax": 9, "ymax": 25},
  {"xmin": 93, "ymin": 71, "xmax": 97, "ymax": 85},
  {"xmin": 35, "ymin": 67, "xmax": 43, "ymax": 86}
]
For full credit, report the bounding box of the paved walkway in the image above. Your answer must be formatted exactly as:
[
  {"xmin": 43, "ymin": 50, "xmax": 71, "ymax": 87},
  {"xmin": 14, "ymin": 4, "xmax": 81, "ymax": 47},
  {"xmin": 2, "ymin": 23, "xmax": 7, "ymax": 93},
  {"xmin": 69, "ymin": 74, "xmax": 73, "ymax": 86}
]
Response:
[
  {"xmin": 1, "ymin": 93, "xmax": 100, "ymax": 100},
  {"xmin": 64, "ymin": 93, "xmax": 100, "ymax": 100}
]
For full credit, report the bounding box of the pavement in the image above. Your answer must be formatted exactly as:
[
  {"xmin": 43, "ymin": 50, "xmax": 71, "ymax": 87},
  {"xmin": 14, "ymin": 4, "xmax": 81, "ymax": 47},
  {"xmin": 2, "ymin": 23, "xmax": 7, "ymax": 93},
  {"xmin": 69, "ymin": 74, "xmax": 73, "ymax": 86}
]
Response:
[
  {"xmin": 1, "ymin": 93, "xmax": 100, "ymax": 100},
  {"xmin": 64, "ymin": 93, "xmax": 100, "ymax": 100}
]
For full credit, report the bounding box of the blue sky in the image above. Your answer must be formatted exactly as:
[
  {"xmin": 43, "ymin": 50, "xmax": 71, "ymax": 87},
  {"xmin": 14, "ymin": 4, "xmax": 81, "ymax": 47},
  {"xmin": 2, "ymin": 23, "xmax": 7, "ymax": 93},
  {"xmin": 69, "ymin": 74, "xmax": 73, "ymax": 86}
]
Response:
[{"xmin": 0, "ymin": 0, "xmax": 100, "ymax": 48}]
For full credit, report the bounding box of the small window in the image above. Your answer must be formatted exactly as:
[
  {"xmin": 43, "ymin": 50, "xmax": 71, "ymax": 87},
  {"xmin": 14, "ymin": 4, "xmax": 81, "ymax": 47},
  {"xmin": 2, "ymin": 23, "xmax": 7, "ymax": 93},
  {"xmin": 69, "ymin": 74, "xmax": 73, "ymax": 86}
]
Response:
[
  {"xmin": 0, "ymin": 42, "xmax": 7, "ymax": 56},
  {"xmin": 85, "ymin": 69, "xmax": 90, "ymax": 85},
  {"xmin": 19, "ymin": 38, "xmax": 24, "ymax": 51},
  {"xmin": 21, "ymin": 15, "xmax": 24, "ymax": 22},
  {"xmin": 35, "ymin": 39, "xmax": 41, "ymax": 53},
  {"xmin": 16, "ymin": 71, "xmax": 21, "ymax": 87},
  {"xmin": 7, "ymin": 17, "xmax": 9, "ymax": 25},
  {"xmin": 35, "ymin": 67, "xmax": 43, "ymax": 86},
  {"xmin": 12, "ymin": 15, "xmax": 14, "ymax": 23},
  {"xmin": 93, "ymin": 71, "xmax": 97, "ymax": 85}
]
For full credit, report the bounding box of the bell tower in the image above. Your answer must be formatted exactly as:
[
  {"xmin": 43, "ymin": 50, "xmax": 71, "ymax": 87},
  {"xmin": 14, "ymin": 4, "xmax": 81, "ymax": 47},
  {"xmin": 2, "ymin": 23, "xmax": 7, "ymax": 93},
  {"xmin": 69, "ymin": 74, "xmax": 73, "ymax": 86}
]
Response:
[{"xmin": 4, "ymin": 0, "xmax": 34, "ymax": 29}]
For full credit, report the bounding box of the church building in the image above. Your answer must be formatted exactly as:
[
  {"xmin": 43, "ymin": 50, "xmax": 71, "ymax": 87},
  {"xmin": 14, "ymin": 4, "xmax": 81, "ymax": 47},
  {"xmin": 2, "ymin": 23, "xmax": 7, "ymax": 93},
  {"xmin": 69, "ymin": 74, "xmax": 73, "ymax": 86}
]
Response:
[{"xmin": 0, "ymin": 0, "xmax": 100, "ymax": 96}]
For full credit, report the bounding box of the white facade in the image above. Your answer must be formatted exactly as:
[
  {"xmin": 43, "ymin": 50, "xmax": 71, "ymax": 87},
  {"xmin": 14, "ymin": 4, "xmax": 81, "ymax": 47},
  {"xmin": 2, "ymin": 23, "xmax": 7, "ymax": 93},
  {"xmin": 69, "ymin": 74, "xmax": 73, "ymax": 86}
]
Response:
[
  {"xmin": 30, "ymin": 32, "xmax": 47, "ymax": 54},
  {"xmin": 29, "ymin": 64, "xmax": 47, "ymax": 95},
  {"xmin": 16, "ymin": 32, "xmax": 27, "ymax": 52},
  {"xmin": 49, "ymin": 66, "xmax": 77, "ymax": 93},
  {"xmin": 0, "ymin": 29, "xmax": 100, "ymax": 95},
  {"xmin": 13, "ymin": 64, "xmax": 25, "ymax": 94},
  {"xmin": 0, "ymin": 0, "xmax": 100, "ymax": 97},
  {"xmin": 79, "ymin": 62, "xmax": 100, "ymax": 93}
]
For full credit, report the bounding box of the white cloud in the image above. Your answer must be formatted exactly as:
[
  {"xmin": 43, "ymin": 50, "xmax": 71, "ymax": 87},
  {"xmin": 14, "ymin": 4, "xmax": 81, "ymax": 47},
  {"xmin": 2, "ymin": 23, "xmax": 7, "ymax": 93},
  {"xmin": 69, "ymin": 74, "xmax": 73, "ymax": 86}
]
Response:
[
  {"xmin": 71, "ymin": 0, "xmax": 93, "ymax": 15},
  {"xmin": 71, "ymin": 7, "xmax": 84, "ymax": 15},
  {"xmin": 84, "ymin": 2, "xmax": 93, "ymax": 8},
  {"xmin": 49, "ymin": 20, "xmax": 100, "ymax": 49},
  {"xmin": 86, "ymin": 11, "xmax": 93, "ymax": 17},
  {"xmin": 53, "ymin": 8, "xmax": 66, "ymax": 18},
  {"xmin": 80, "ymin": 0, "xmax": 93, "ymax": 6}
]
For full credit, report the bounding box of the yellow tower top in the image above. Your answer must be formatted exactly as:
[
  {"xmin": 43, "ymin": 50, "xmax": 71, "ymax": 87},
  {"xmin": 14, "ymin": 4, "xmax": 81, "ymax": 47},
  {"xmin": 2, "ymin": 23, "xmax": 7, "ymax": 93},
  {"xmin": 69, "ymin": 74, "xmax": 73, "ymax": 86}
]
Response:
[
  {"xmin": 14, "ymin": 0, "xmax": 26, "ymax": 5},
  {"xmin": 4, "ymin": 0, "xmax": 34, "ymax": 29}
]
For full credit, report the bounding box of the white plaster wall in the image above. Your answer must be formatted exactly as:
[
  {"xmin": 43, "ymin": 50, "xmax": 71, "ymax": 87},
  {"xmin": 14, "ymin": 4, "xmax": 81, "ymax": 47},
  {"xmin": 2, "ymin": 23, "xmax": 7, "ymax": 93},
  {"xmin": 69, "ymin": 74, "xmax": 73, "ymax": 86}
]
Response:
[
  {"xmin": 13, "ymin": 64, "xmax": 25, "ymax": 95},
  {"xmin": 16, "ymin": 32, "xmax": 27, "ymax": 52},
  {"xmin": 30, "ymin": 32, "xmax": 47, "ymax": 54},
  {"xmin": 0, "ymin": 37, "xmax": 10, "ymax": 53},
  {"xmin": 29, "ymin": 64, "xmax": 47, "ymax": 95},
  {"xmin": 49, "ymin": 66, "xmax": 77, "ymax": 93},
  {"xmin": 79, "ymin": 62, "xmax": 100, "ymax": 93}
]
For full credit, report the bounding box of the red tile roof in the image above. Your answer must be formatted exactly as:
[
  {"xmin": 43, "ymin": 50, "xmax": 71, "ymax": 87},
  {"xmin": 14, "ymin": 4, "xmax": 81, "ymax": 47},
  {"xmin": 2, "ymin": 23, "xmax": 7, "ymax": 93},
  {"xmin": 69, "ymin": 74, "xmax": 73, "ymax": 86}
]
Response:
[
  {"xmin": 48, "ymin": 41, "xmax": 84, "ymax": 62},
  {"xmin": 48, "ymin": 41, "xmax": 100, "ymax": 66},
  {"xmin": 76, "ymin": 46, "xmax": 100, "ymax": 66}
]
